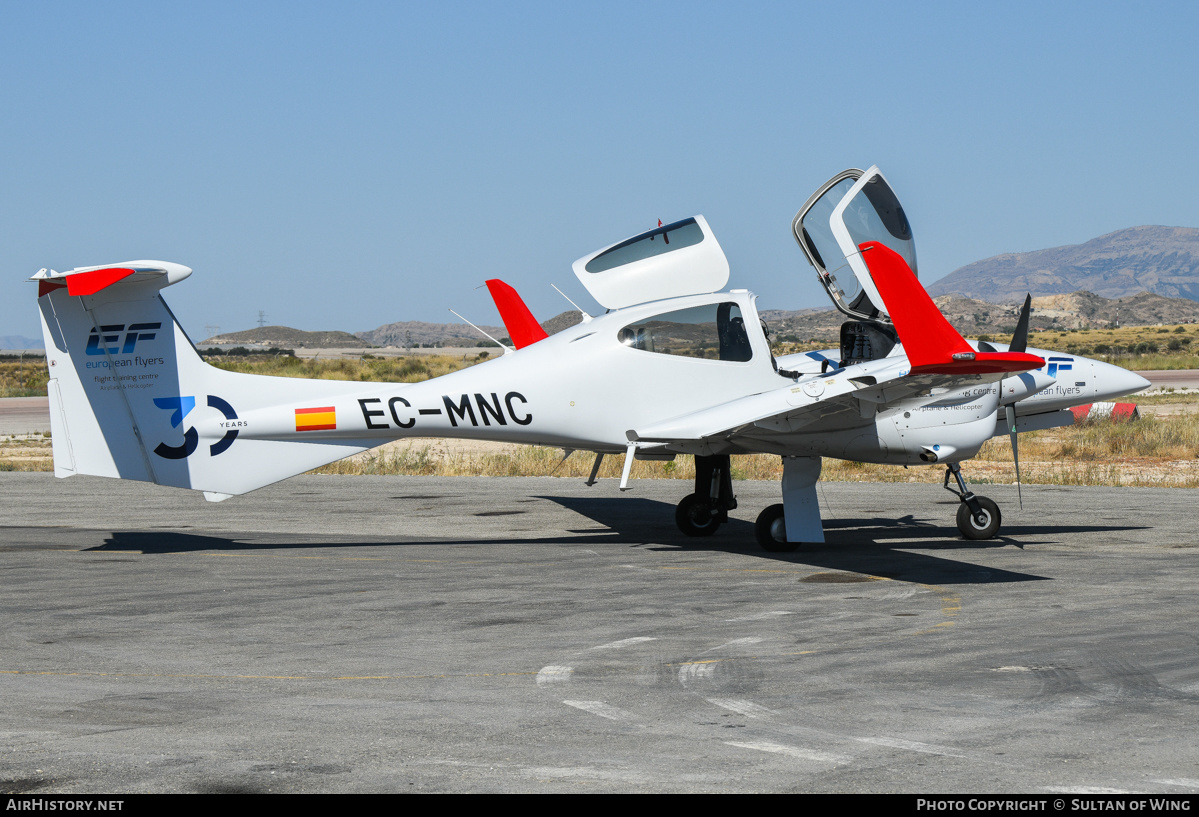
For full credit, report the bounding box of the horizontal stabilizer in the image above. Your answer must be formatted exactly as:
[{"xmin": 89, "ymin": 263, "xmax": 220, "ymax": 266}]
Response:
[
  {"xmin": 32, "ymin": 261, "xmax": 193, "ymax": 298},
  {"xmin": 859, "ymin": 242, "xmax": 1044, "ymax": 375},
  {"xmin": 485, "ymin": 279, "xmax": 548, "ymax": 349}
]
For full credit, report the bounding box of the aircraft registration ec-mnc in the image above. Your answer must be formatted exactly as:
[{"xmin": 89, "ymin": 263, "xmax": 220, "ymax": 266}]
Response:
[{"xmin": 32, "ymin": 166, "xmax": 1149, "ymax": 550}]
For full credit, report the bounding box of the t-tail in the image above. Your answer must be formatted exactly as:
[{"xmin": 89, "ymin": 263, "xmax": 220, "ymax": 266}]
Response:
[{"xmin": 34, "ymin": 262, "xmax": 385, "ymax": 501}]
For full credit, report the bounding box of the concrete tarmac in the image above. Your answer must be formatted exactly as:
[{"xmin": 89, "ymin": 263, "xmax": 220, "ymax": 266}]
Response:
[
  {"xmin": 0, "ymin": 397, "xmax": 50, "ymax": 436},
  {"xmin": 2, "ymin": 472, "xmax": 1197, "ymax": 793}
]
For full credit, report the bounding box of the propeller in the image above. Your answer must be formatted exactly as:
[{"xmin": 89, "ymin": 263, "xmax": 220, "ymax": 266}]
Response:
[
  {"xmin": 1006, "ymin": 402, "xmax": 1022, "ymax": 510},
  {"xmin": 1004, "ymin": 294, "xmax": 1033, "ymax": 509},
  {"xmin": 1010, "ymin": 293, "xmax": 1032, "ymax": 354}
]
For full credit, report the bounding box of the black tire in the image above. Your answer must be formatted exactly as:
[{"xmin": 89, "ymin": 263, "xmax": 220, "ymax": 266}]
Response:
[
  {"xmin": 754, "ymin": 504, "xmax": 800, "ymax": 552},
  {"xmin": 956, "ymin": 496, "xmax": 1001, "ymax": 540},
  {"xmin": 676, "ymin": 493, "xmax": 721, "ymax": 537}
]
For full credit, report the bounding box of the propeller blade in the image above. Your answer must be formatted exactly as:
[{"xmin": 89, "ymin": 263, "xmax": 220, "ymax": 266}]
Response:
[
  {"xmin": 1005, "ymin": 403, "xmax": 1022, "ymax": 510},
  {"xmin": 1010, "ymin": 293, "xmax": 1032, "ymax": 354}
]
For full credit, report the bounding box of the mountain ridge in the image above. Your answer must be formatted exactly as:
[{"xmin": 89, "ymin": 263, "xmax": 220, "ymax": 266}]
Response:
[{"xmin": 926, "ymin": 225, "xmax": 1199, "ymax": 302}]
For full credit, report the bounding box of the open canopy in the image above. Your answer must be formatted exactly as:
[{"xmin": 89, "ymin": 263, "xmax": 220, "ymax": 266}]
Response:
[
  {"xmin": 572, "ymin": 215, "xmax": 730, "ymax": 310},
  {"xmin": 792, "ymin": 166, "xmax": 916, "ymax": 324}
]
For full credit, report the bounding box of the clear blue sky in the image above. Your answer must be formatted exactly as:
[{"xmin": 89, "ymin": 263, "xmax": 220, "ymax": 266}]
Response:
[{"xmin": 3, "ymin": 1, "xmax": 1197, "ymax": 341}]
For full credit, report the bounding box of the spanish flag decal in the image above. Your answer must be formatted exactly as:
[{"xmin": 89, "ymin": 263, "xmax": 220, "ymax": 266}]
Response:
[{"xmin": 295, "ymin": 405, "xmax": 336, "ymax": 432}]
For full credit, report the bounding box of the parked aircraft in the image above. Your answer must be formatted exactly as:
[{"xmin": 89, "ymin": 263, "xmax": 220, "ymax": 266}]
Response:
[{"xmin": 33, "ymin": 166, "xmax": 1149, "ymax": 550}]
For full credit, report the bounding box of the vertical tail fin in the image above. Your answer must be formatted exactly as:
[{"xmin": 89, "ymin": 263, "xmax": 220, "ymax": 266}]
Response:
[
  {"xmin": 859, "ymin": 242, "xmax": 1043, "ymax": 376},
  {"xmin": 485, "ymin": 279, "xmax": 549, "ymax": 349},
  {"xmin": 36, "ymin": 261, "xmax": 378, "ymax": 496}
]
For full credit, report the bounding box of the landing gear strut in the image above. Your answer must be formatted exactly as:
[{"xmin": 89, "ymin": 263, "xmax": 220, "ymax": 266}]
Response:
[
  {"xmin": 675, "ymin": 455, "xmax": 736, "ymax": 537},
  {"xmin": 944, "ymin": 462, "xmax": 1001, "ymax": 540}
]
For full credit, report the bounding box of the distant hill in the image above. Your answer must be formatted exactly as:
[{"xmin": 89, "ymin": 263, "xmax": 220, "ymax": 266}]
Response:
[
  {"xmin": 927, "ymin": 226, "xmax": 1199, "ymax": 302},
  {"xmin": 357, "ymin": 312, "xmax": 589, "ymax": 348},
  {"xmin": 200, "ymin": 326, "xmax": 369, "ymax": 348},
  {"xmin": 541, "ymin": 310, "xmax": 584, "ymax": 335},
  {"xmin": 207, "ymin": 227, "xmax": 1199, "ymax": 353},
  {"xmin": 761, "ymin": 290, "xmax": 1199, "ymax": 344},
  {"xmin": 0, "ymin": 335, "xmax": 43, "ymax": 350},
  {"xmin": 354, "ymin": 290, "xmax": 1199, "ymax": 352},
  {"xmin": 356, "ymin": 320, "xmax": 507, "ymax": 348}
]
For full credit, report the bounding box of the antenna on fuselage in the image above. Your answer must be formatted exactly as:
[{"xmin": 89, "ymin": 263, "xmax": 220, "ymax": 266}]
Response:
[
  {"xmin": 448, "ymin": 309, "xmax": 513, "ymax": 355},
  {"xmin": 550, "ymin": 284, "xmax": 593, "ymax": 323}
]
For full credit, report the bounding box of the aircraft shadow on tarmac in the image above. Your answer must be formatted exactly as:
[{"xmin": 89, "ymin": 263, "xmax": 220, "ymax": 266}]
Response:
[
  {"xmin": 81, "ymin": 495, "xmax": 1147, "ymax": 587},
  {"xmin": 538, "ymin": 495, "xmax": 1150, "ymax": 586}
]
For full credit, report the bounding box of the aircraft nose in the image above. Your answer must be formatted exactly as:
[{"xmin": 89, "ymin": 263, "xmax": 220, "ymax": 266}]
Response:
[{"xmin": 1093, "ymin": 361, "xmax": 1152, "ymax": 401}]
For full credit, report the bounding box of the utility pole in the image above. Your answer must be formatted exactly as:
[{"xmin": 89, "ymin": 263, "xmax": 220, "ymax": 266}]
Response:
[{"xmin": 257, "ymin": 311, "xmax": 268, "ymax": 328}]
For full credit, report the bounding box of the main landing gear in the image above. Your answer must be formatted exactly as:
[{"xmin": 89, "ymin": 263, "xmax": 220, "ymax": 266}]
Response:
[
  {"xmin": 672, "ymin": 457, "xmax": 1004, "ymax": 551},
  {"xmin": 944, "ymin": 462, "xmax": 1002, "ymax": 540},
  {"xmin": 673, "ymin": 455, "xmax": 825, "ymax": 553},
  {"xmin": 752, "ymin": 455, "xmax": 823, "ymax": 553},
  {"xmin": 753, "ymin": 504, "xmax": 792, "ymax": 553},
  {"xmin": 674, "ymin": 454, "xmax": 736, "ymax": 537}
]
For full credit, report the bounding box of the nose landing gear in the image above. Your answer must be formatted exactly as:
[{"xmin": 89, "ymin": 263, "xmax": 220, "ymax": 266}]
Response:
[{"xmin": 944, "ymin": 462, "xmax": 1002, "ymax": 540}]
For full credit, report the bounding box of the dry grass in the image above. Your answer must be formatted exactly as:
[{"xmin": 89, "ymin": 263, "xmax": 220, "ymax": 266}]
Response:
[
  {"xmin": 10, "ymin": 414, "xmax": 1199, "ymax": 485},
  {"xmin": 977, "ymin": 323, "xmax": 1199, "ymax": 370},
  {"xmin": 205, "ymin": 353, "xmax": 486, "ymax": 382},
  {"xmin": 308, "ymin": 405, "xmax": 1199, "ymax": 488},
  {"xmin": 0, "ymin": 361, "xmax": 51, "ymax": 398},
  {"xmin": 0, "ymin": 436, "xmax": 54, "ymax": 471}
]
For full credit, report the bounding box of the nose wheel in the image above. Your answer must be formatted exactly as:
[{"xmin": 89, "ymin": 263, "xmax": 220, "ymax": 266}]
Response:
[{"xmin": 944, "ymin": 462, "xmax": 1002, "ymax": 540}]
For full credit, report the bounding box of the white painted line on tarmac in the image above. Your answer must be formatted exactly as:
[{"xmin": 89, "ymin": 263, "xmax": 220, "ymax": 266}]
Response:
[
  {"xmin": 677, "ymin": 662, "xmax": 717, "ymax": 685},
  {"xmin": 562, "ymin": 700, "xmax": 638, "ymax": 722},
  {"xmin": 521, "ymin": 766, "xmax": 653, "ymax": 784},
  {"xmin": 724, "ymin": 740, "xmax": 851, "ymax": 764},
  {"xmin": 1151, "ymin": 779, "xmax": 1199, "ymax": 789},
  {"xmin": 703, "ymin": 636, "xmax": 763, "ymax": 653},
  {"xmin": 588, "ymin": 636, "xmax": 656, "ymax": 651},
  {"xmin": 1043, "ymin": 786, "xmax": 1134, "ymax": 794},
  {"xmin": 706, "ymin": 698, "xmax": 776, "ymax": 719},
  {"xmin": 535, "ymin": 666, "xmax": 573, "ymax": 687},
  {"xmin": 855, "ymin": 736, "xmax": 968, "ymax": 758},
  {"xmin": 725, "ymin": 611, "xmax": 794, "ymax": 622}
]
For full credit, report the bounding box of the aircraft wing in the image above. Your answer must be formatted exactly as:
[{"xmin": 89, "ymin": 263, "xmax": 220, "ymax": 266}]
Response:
[
  {"xmin": 629, "ymin": 357, "xmax": 1003, "ymax": 453},
  {"xmin": 630, "ymin": 242, "xmax": 1045, "ymax": 454}
]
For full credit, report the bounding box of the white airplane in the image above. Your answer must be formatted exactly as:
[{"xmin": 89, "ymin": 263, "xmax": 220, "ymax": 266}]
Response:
[{"xmin": 33, "ymin": 166, "xmax": 1149, "ymax": 551}]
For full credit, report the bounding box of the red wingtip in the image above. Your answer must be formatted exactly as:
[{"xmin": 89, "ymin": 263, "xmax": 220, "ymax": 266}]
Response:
[
  {"xmin": 858, "ymin": 242, "xmax": 1044, "ymax": 375},
  {"xmin": 484, "ymin": 279, "xmax": 549, "ymax": 350},
  {"xmin": 64, "ymin": 267, "xmax": 135, "ymax": 296}
]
